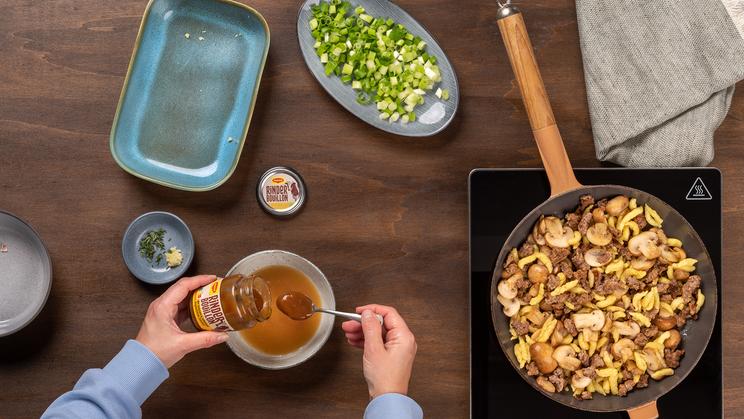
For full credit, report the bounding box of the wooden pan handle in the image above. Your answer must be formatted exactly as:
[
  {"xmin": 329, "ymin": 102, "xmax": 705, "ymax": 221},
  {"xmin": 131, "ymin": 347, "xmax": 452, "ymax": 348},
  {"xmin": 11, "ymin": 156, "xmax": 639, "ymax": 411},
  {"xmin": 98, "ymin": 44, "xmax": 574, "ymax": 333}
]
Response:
[
  {"xmin": 627, "ymin": 400, "xmax": 659, "ymax": 419},
  {"xmin": 496, "ymin": 5, "xmax": 582, "ymax": 196}
]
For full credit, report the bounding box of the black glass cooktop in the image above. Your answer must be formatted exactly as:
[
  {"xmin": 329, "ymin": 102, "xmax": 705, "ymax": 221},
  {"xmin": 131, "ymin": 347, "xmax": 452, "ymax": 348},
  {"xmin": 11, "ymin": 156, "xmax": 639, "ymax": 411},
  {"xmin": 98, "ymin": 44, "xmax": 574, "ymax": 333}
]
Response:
[{"xmin": 469, "ymin": 168, "xmax": 722, "ymax": 418}]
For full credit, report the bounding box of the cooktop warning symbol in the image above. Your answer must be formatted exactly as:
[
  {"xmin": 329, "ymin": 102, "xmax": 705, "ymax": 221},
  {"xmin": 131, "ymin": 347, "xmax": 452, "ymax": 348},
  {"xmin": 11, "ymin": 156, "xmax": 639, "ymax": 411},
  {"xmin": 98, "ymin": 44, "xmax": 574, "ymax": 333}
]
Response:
[{"xmin": 686, "ymin": 177, "xmax": 712, "ymax": 201}]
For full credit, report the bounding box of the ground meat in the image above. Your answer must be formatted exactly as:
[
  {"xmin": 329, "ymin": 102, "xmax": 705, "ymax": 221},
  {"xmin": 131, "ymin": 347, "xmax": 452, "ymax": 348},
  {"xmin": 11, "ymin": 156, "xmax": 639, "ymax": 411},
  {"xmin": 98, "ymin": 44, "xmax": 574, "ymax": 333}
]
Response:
[
  {"xmin": 579, "ymin": 366, "xmax": 597, "ymax": 379},
  {"xmin": 568, "ymin": 292, "xmax": 592, "ymax": 307},
  {"xmin": 564, "ymin": 318, "xmax": 579, "ymax": 336},
  {"xmin": 618, "ymin": 379, "xmax": 636, "ymax": 397},
  {"xmin": 642, "ymin": 326, "xmax": 659, "ymax": 339},
  {"xmin": 547, "ymin": 274, "xmax": 561, "ymax": 291},
  {"xmin": 579, "ymin": 391, "xmax": 593, "ymax": 400},
  {"xmin": 549, "ymin": 368, "xmax": 567, "ymax": 393},
  {"xmin": 656, "ymin": 281, "xmax": 671, "ymax": 294},
  {"xmin": 645, "ymin": 266, "xmax": 661, "ymax": 284},
  {"xmin": 595, "ymin": 275, "xmax": 624, "ymax": 295},
  {"xmin": 633, "ymin": 333, "xmax": 649, "ymax": 347},
  {"xmin": 634, "ymin": 214, "xmax": 647, "ymax": 230},
  {"xmin": 540, "ymin": 294, "xmax": 568, "ymax": 311},
  {"xmin": 621, "ymin": 369, "xmax": 633, "ymax": 381},
  {"xmin": 660, "ymin": 293, "xmax": 672, "ymax": 303},
  {"xmin": 559, "ymin": 260, "xmax": 574, "ymax": 279},
  {"xmin": 627, "ymin": 276, "xmax": 646, "ymax": 291},
  {"xmin": 597, "ymin": 199, "xmax": 608, "ymax": 211},
  {"xmin": 676, "ymin": 312, "xmax": 688, "ymax": 328},
  {"xmin": 526, "ymin": 362, "xmax": 540, "ymax": 376},
  {"xmin": 664, "ymin": 348, "xmax": 685, "ymax": 368},
  {"xmin": 518, "ymin": 242, "xmax": 534, "ymax": 258},
  {"xmin": 549, "ymin": 247, "xmax": 570, "ymax": 265},
  {"xmin": 575, "ymin": 268, "xmax": 590, "ymax": 290},
  {"xmin": 579, "ymin": 350, "xmax": 590, "ymax": 366},
  {"xmin": 516, "ymin": 278, "xmax": 531, "ymax": 292},
  {"xmin": 577, "ymin": 212, "xmax": 593, "ymax": 235},
  {"xmin": 566, "ymin": 213, "xmax": 580, "ymax": 230},
  {"xmin": 682, "ymin": 275, "xmax": 702, "ymax": 303},
  {"xmin": 571, "ymin": 249, "xmax": 590, "ymax": 271},
  {"xmin": 590, "ymin": 354, "xmax": 605, "ymax": 369},
  {"xmin": 636, "ymin": 374, "xmax": 649, "ymax": 389},
  {"xmin": 579, "ymin": 195, "xmax": 595, "ymax": 211},
  {"xmin": 502, "ymin": 263, "xmax": 520, "ymax": 278},
  {"xmin": 646, "ymin": 309, "xmax": 659, "ymax": 321},
  {"xmin": 511, "ymin": 320, "xmax": 530, "ymax": 337},
  {"xmin": 618, "ymin": 246, "xmax": 634, "ymax": 261},
  {"xmin": 609, "ymin": 224, "xmax": 622, "ymax": 239}
]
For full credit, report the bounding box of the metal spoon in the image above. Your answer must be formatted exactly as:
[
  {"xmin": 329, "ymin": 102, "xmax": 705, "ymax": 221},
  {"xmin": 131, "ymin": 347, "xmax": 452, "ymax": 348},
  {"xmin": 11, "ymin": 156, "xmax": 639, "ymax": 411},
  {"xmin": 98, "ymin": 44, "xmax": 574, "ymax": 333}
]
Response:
[{"xmin": 277, "ymin": 291, "xmax": 383, "ymax": 324}]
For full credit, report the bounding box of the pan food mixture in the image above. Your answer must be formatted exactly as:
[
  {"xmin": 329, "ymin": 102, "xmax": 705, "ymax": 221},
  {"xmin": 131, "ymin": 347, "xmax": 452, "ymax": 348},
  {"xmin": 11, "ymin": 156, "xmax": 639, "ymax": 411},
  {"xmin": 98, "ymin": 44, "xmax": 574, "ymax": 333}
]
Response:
[{"xmin": 496, "ymin": 195, "xmax": 705, "ymax": 400}]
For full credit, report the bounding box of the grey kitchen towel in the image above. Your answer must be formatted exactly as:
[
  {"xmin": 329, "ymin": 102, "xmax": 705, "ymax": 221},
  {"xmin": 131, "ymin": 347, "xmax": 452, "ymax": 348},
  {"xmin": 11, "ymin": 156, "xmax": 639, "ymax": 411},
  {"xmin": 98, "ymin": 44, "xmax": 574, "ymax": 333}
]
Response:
[{"xmin": 576, "ymin": 0, "xmax": 744, "ymax": 167}]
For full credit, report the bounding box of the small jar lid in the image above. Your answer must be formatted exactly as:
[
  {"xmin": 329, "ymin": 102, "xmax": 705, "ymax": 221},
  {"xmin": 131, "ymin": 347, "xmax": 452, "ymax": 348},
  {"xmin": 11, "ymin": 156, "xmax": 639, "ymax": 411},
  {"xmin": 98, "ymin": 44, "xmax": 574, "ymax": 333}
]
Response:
[{"xmin": 257, "ymin": 167, "xmax": 306, "ymax": 216}]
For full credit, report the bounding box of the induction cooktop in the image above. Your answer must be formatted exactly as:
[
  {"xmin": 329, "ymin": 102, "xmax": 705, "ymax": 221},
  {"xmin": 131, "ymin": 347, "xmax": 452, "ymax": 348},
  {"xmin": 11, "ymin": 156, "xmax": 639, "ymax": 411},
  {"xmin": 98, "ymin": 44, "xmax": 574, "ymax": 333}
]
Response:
[{"xmin": 469, "ymin": 168, "xmax": 722, "ymax": 418}]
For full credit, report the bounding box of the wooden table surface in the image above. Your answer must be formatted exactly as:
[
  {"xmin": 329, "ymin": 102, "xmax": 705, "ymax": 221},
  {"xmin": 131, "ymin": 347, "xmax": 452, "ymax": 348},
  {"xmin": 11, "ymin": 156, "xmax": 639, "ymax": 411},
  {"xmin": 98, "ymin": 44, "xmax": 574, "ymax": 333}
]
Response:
[{"xmin": 1, "ymin": 0, "xmax": 743, "ymax": 417}]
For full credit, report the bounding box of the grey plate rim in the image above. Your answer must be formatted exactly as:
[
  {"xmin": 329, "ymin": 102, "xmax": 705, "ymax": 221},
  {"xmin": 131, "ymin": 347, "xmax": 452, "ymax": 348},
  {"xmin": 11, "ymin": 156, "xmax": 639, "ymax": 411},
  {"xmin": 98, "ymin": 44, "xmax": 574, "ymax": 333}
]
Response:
[
  {"xmin": 121, "ymin": 211, "xmax": 195, "ymax": 285},
  {"xmin": 297, "ymin": 0, "xmax": 460, "ymax": 137},
  {"xmin": 0, "ymin": 210, "xmax": 53, "ymax": 338}
]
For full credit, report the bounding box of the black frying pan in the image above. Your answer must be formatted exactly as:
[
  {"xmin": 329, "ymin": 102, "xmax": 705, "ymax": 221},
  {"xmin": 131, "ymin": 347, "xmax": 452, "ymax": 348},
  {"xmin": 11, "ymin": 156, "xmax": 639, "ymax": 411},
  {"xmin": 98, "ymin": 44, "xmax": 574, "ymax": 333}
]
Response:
[{"xmin": 489, "ymin": 4, "xmax": 718, "ymax": 418}]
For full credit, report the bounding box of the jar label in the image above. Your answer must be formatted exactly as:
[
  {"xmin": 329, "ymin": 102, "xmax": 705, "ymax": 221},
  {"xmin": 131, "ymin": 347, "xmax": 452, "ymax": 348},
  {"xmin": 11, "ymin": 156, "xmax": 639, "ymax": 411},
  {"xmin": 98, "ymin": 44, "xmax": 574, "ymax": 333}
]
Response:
[
  {"xmin": 191, "ymin": 279, "xmax": 233, "ymax": 331},
  {"xmin": 261, "ymin": 173, "xmax": 301, "ymax": 211}
]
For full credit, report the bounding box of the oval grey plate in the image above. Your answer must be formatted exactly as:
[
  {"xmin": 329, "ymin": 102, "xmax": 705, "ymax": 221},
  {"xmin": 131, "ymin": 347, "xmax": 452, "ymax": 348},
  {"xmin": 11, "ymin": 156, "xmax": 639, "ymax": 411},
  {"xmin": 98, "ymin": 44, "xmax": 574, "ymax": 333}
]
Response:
[
  {"xmin": 0, "ymin": 211, "xmax": 52, "ymax": 337},
  {"xmin": 122, "ymin": 211, "xmax": 194, "ymax": 285},
  {"xmin": 298, "ymin": 0, "xmax": 459, "ymax": 137}
]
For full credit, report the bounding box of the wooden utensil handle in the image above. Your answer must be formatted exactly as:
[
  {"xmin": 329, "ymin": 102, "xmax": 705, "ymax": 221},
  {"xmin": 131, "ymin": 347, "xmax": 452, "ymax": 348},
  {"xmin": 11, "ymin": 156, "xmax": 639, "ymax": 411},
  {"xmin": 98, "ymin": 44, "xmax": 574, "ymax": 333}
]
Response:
[
  {"xmin": 497, "ymin": 6, "xmax": 581, "ymax": 196},
  {"xmin": 627, "ymin": 400, "xmax": 659, "ymax": 419}
]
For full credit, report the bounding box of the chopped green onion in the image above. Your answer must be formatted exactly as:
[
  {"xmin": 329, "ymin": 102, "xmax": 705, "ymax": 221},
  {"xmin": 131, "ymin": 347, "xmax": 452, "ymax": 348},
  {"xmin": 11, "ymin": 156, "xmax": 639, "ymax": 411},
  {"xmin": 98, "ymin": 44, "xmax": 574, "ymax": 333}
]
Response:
[{"xmin": 309, "ymin": 0, "xmax": 447, "ymax": 123}]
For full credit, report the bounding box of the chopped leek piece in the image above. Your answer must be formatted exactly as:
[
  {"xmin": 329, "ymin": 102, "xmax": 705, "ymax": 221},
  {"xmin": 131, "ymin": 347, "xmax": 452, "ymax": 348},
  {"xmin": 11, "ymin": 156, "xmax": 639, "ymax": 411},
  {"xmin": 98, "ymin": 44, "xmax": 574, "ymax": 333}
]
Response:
[{"xmin": 309, "ymin": 0, "xmax": 446, "ymax": 124}]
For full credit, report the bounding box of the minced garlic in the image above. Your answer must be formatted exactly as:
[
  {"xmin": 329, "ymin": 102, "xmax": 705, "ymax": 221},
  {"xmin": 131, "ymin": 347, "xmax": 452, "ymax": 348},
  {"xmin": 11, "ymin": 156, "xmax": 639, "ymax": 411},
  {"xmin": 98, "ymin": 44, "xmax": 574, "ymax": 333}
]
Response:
[{"xmin": 166, "ymin": 247, "xmax": 183, "ymax": 268}]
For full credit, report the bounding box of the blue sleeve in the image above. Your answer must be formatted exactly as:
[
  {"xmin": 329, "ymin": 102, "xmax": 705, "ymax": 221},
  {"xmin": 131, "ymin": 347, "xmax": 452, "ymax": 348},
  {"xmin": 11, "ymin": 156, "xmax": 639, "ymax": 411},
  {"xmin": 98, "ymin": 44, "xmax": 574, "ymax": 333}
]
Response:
[
  {"xmin": 364, "ymin": 393, "xmax": 423, "ymax": 419},
  {"xmin": 42, "ymin": 340, "xmax": 169, "ymax": 419}
]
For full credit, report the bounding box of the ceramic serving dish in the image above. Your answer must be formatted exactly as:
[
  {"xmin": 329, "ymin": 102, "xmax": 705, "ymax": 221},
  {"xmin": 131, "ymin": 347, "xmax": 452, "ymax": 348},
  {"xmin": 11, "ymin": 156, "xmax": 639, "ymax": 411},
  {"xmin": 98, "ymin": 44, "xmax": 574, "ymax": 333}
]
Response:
[
  {"xmin": 225, "ymin": 250, "xmax": 336, "ymax": 369},
  {"xmin": 297, "ymin": 0, "xmax": 459, "ymax": 137},
  {"xmin": 110, "ymin": 0, "xmax": 270, "ymax": 191},
  {"xmin": 0, "ymin": 211, "xmax": 52, "ymax": 337},
  {"xmin": 121, "ymin": 211, "xmax": 194, "ymax": 284}
]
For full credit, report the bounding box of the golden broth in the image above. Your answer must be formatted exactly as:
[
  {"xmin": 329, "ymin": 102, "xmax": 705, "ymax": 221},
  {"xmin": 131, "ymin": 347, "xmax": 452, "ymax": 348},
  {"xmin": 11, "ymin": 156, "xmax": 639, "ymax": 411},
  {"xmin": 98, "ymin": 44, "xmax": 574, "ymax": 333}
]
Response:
[{"xmin": 239, "ymin": 265, "xmax": 321, "ymax": 355}]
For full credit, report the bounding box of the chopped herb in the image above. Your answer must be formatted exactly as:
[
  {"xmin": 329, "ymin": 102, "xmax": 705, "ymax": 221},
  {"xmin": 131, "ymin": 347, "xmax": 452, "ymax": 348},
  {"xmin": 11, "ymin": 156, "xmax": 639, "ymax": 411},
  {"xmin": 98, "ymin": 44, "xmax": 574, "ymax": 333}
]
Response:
[{"xmin": 139, "ymin": 228, "xmax": 167, "ymax": 265}]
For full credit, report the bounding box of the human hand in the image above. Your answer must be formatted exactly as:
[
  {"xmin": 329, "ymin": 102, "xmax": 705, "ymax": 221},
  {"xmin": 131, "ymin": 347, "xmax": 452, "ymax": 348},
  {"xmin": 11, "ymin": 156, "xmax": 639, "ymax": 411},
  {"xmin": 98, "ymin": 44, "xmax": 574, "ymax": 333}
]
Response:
[
  {"xmin": 341, "ymin": 304, "xmax": 417, "ymax": 399},
  {"xmin": 136, "ymin": 275, "xmax": 229, "ymax": 368}
]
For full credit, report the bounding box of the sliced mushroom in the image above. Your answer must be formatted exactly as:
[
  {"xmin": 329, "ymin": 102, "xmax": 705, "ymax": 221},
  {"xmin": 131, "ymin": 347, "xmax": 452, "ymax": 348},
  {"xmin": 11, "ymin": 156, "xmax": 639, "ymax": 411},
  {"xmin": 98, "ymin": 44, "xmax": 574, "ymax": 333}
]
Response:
[
  {"xmin": 498, "ymin": 277, "xmax": 519, "ymax": 299},
  {"xmin": 536, "ymin": 376, "xmax": 556, "ymax": 393},
  {"xmin": 530, "ymin": 342, "xmax": 558, "ymax": 374},
  {"xmin": 586, "ymin": 223, "xmax": 612, "ymax": 246},
  {"xmin": 532, "ymin": 219, "xmax": 547, "ymax": 246},
  {"xmin": 631, "ymin": 257, "xmax": 655, "ymax": 271},
  {"xmin": 664, "ymin": 329, "xmax": 682, "ymax": 349},
  {"xmin": 584, "ymin": 248, "xmax": 612, "ymax": 267},
  {"xmin": 673, "ymin": 269, "xmax": 690, "ymax": 281},
  {"xmin": 653, "ymin": 316, "xmax": 677, "ymax": 331},
  {"xmin": 550, "ymin": 321, "xmax": 568, "ymax": 347},
  {"xmin": 611, "ymin": 338, "xmax": 636, "ymax": 361},
  {"xmin": 643, "ymin": 348, "xmax": 665, "ymax": 372},
  {"xmin": 497, "ymin": 294, "xmax": 520, "ymax": 317},
  {"xmin": 528, "ymin": 264, "xmax": 549, "ymax": 284},
  {"xmin": 606, "ymin": 196, "xmax": 630, "ymax": 217},
  {"xmin": 571, "ymin": 373, "xmax": 592, "ymax": 390},
  {"xmin": 613, "ymin": 321, "xmax": 641, "ymax": 338},
  {"xmin": 572, "ymin": 310, "xmax": 606, "ymax": 331},
  {"xmin": 552, "ymin": 345, "xmax": 581, "ymax": 371},
  {"xmin": 592, "ymin": 207, "xmax": 607, "ymax": 224},
  {"xmin": 544, "ymin": 221, "xmax": 574, "ymax": 249},
  {"xmin": 628, "ymin": 231, "xmax": 661, "ymax": 259}
]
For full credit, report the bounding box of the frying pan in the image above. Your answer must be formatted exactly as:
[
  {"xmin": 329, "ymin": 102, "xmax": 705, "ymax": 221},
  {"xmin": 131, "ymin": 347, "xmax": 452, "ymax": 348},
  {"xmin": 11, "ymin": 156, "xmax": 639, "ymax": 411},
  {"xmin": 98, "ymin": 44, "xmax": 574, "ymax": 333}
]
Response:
[{"xmin": 489, "ymin": 3, "xmax": 718, "ymax": 418}]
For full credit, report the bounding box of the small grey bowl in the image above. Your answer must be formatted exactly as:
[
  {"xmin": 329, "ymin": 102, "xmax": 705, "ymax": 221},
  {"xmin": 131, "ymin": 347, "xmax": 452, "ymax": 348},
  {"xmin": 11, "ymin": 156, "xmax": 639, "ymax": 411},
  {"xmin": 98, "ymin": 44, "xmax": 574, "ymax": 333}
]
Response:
[{"xmin": 122, "ymin": 211, "xmax": 194, "ymax": 285}]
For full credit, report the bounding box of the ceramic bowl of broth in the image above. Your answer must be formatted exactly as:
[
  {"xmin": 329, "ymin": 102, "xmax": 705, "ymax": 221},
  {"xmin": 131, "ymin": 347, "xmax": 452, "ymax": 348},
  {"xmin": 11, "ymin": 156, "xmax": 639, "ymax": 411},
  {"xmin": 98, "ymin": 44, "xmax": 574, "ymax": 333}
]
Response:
[{"xmin": 225, "ymin": 250, "xmax": 335, "ymax": 369}]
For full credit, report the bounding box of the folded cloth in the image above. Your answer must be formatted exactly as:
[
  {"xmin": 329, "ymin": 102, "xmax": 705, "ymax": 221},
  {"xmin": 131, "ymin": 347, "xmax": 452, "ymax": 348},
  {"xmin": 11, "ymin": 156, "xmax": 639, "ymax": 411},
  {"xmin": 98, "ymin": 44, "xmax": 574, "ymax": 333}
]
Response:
[{"xmin": 576, "ymin": 0, "xmax": 744, "ymax": 167}]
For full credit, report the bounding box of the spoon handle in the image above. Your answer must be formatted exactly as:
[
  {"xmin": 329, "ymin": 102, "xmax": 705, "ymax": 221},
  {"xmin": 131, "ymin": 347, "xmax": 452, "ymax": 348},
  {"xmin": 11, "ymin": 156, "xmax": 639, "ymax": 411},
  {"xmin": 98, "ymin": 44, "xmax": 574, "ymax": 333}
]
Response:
[{"xmin": 317, "ymin": 308, "xmax": 384, "ymax": 324}]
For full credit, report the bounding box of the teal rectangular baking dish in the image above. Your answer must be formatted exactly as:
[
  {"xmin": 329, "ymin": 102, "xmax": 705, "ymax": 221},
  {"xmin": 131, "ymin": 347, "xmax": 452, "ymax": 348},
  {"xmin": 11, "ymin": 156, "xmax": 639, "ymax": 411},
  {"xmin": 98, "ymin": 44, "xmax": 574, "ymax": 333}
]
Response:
[{"xmin": 110, "ymin": 0, "xmax": 269, "ymax": 191}]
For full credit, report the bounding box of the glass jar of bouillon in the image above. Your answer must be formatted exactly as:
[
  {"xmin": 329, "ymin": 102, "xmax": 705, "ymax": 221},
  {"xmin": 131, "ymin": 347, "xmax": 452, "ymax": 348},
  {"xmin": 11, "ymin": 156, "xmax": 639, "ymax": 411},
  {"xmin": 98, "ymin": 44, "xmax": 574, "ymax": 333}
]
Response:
[{"xmin": 189, "ymin": 274, "xmax": 272, "ymax": 332}]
